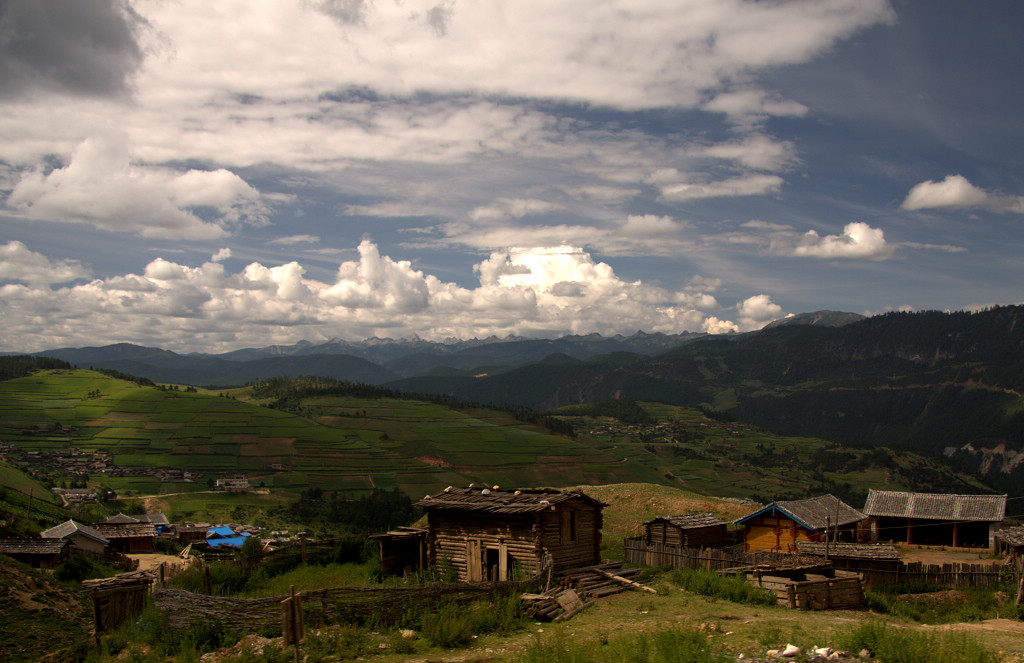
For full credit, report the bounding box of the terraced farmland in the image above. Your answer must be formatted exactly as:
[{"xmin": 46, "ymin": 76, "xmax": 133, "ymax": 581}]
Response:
[{"xmin": 0, "ymin": 370, "xmax": 665, "ymax": 503}]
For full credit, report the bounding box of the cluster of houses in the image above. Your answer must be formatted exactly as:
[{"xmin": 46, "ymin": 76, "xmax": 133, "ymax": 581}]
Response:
[
  {"xmin": 374, "ymin": 485, "xmax": 1020, "ymax": 584},
  {"xmin": 0, "ymin": 513, "xmax": 261, "ymax": 568}
]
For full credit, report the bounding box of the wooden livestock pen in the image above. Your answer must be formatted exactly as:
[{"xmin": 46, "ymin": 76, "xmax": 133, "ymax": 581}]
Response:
[
  {"xmin": 415, "ymin": 486, "xmax": 607, "ymax": 582},
  {"xmin": 746, "ymin": 568, "xmax": 865, "ymax": 610},
  {"xmin": 643, "ymin": 513, "xmax": 729, "ymax": 548}
]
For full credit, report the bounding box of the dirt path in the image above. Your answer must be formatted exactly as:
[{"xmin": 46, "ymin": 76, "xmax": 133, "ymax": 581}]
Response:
[{"xmin": 128, "ymin": 553, "xmax": 193, "ymax": 573}]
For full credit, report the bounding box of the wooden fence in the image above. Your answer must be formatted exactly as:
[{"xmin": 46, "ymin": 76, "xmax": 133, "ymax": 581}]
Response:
[
  {"xmin": 153, "ymin": 575, "xmax": 546, "ymax": 633},
  {"xmin": 622, "ymin": 538, "xmax": 1012, "ymax": 590}
]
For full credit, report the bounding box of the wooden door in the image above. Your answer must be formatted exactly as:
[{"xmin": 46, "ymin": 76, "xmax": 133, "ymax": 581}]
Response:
[{"xmin": 466, "ymin": 538, "xmax": 483, "ymax": 581}]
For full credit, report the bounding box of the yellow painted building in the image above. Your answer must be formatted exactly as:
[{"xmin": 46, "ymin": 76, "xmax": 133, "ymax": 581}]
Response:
[{"xmin": 736, "ymin": 494, "xmax": 866, "ymax": 553}]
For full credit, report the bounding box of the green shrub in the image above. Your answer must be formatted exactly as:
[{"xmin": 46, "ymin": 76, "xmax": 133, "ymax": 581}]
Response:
[
  {"xmin": 839, "ymin": 620, "xmax": 998, "ymax": 663},
  {"xmin": 302, "ymin": 625, "xmax": 370, "ymax": 663},
  {"xmin": 668, "ymin": 568, "xmax": 777, "ymax": 606}
]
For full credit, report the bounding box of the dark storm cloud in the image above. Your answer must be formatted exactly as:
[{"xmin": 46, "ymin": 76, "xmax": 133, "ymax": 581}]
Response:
[
  {"xmin": 314, "ymin": 0, "xmax": 368, "ymax": 26},
  {"xmin": 0, "ymin": 0, "xmax": 143, "ymax": 99}
]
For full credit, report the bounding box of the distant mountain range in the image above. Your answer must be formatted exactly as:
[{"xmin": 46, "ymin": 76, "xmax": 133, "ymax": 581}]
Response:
[{"xmin": 26, "ymin": 329, "xmax": 712, "ymax": 386}]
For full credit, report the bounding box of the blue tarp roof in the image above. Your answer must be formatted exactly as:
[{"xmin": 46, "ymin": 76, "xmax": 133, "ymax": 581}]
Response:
[
  {"xmin": 207, "ymin": 534, "xmax": 251, "ymax": 548},
  {"xmin": 208, "ymin": 526, "xmax": 238, "ymax": 538}
]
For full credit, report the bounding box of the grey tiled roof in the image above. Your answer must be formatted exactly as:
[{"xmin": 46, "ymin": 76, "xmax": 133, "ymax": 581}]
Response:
[
  {"xmin": 863, "ymin": 490, "xmax": 1006, "ymax": 522},
  {"xmin": 736, "ymin": 494, "xmax": 865, "ymax": 531},
  {"xmin": 40, "ymin": 519, "xmax": 109, "ymax": 545}
]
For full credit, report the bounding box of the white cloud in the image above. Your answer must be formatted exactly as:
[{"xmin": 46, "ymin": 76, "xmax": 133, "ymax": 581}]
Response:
[
  {"xmin": 736, "ymin": 294, "xmax": 784, "ymax": 330},
  {"xmin": 0, "ymin": 240, "xmax": 91, "ymax": 286},
  {"xmin": 901, "ymin": 174, "xmax": 1024, "ymax": 213},
  {"xmin": 0, "ymin": 240, "xmax": 765, "ymax": 352},
  {"xmin": 789, "ymin": 222, "xmax": 895, "ymax": 260},
  {"xmin": 659, "ymin": 174, "xmax": 784, "ymax": 202},
  {"xmin": 6, "ymin": 137, "xmax": 269, "ymax": 240},
  {"xmin": 269, "ymin": 235, "xmax": 321, "ymax": 246},
  {"xmin": 211, "ymin": 248, "xmax": 232, "ymax": 263},
  {"xmin": 469, "ymin": 198, "xmax": 564, "ymax": 222}
]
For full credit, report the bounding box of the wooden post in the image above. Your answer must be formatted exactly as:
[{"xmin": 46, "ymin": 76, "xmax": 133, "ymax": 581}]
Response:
[
  {"xmin": 203, "ymin": 563, "xmax": 211, "ymax": 595},
  {"xmin": 281, "ymin": 585, "xmax": 303, "ymax": 663}
]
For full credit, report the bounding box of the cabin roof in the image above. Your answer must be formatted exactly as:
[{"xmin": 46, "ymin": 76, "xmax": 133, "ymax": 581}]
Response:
[
  {"xmin": 646, "ymin": 513, "xmax": 728, "ymax": 529},
  {"xmin": 735, "ymin": 494, "xmax": 864, "ymax": 531},
  {"xmin": 863, "ymin": 489, "xmax": 1007, "ymax": 522},
  {"xmin": 796, "ymin": 541, "xmax": 900, "ymax": 560},
  {"xmin": 40, "ymin": 519, "xmax": 109, "ymax": 545},
  {"xmin": 995, "ymin": 526, "xmax": 1024, "ymax": 548},
  {"xmin": 95, "ymin": 523, "xmax": 158, "ymax": 539},
  {"xmin": 0, "ymin": 537, "xmax": 70, "ymax": 555},
  {"xmin": 416, "ymin": 486, "xmax": 607, "ymax": 515}
]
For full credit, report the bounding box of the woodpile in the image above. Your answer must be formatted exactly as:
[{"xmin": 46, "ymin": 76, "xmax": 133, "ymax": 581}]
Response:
[{"xmin": 522, "ymin": 562, "xmax": 652, "ymax": 621}]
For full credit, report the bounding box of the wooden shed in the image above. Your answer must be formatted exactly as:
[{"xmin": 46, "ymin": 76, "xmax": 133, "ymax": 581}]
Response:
[
  {"xmin": 736, "ymin": 494, "xmax": 865, "ymax": 553},
  {"xmin": 415, "ymin": 486, "xmax": 607, "ymax": 581},
  {"xmin": 0, "ymin": 537, "xmax": 71, "ymax": 568},
  {"xmin": 95, "ymin": 522, "xmax": 158, "ymax": 553},
  {"xmin": 643, "ymin": 513, "xmax": 729, "ymax": 548},
  {"xmin": 863, "ymin": 490, "xmax": 1007, "ymax": 548},
  {"xmin": 994, "ymin": 526, "xmax": 1024, "ymax": 558}
]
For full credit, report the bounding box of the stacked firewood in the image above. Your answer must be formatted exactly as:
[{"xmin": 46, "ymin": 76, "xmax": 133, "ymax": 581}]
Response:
[{"xmin": 522, "ymin": 562, "xmax": 653, "ymax": 621}]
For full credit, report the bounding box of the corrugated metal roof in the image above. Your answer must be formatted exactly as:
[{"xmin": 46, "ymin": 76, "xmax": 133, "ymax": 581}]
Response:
[
  {"xmin": 647, "ymin": 513, "xmax": 727, "ymax": 529},
  {"xmin": 863, "ymin": 490, "xmax": 1007, "ymax": 522},
  {"xmin": 735, "ymin": 494, "xmax": 865, "ymax": 531},
  {"xmin": 416, "ymin": 486, "xmax": 607, "ymax": 514},
  {"xmin": 40, "ymin": 519, "xmax": 109, "ymax": 545}
]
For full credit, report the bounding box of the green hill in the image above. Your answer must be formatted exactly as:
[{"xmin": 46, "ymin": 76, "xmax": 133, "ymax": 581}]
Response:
[{"xmin": 0, "ymin": 370, "xmax": 994, "ymax": 526}]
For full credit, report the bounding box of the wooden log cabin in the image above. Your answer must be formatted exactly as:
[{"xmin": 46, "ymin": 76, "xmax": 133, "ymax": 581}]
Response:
[
  {"xmin": 736, "ymin": 494, "xmax": 865, "ymax": 553},
  {"xmin": 415, "ymin": 486, "xmax": 607, "ymax": 581},
  {"xmin": 643, "ymin": 513, "xmax": 729, "ymax": 548}
]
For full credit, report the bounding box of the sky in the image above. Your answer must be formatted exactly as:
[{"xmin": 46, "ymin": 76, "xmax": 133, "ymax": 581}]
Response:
[{"xmin": 1, "ymin": 0, "xmax": 1022, "ymax": 354}]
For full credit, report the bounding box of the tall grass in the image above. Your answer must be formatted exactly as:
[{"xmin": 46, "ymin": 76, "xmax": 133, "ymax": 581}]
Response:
[
  {"xmin": 668, "ymin": 567, "xmax": 777, "ymax": 606},
  {"xmin": 839, "ymin": 620, "xmax": 998, "ymax": 663},
  {"xmin": 417, "ymin": 592, "xmax": 525, "ymax": 648},
  {"xmin": 515, "ymin": 626, "xmax": 732, "ymax": 663}
]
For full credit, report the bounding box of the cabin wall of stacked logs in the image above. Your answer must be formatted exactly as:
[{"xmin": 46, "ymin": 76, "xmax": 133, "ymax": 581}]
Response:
[{"xmin": 623, "ymin": 538, "xmax": 1014, "ymax": 590}]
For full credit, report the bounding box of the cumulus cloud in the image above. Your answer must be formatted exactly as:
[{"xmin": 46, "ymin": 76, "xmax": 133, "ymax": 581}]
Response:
[
  {"xmin": 901, "ymin": 175, "xmax": 1024, "ymax": 213},
  {"xmin": 788, "ymin": 222, "xmax": 895, "ymax": 260},
  {"xmin": 0, "ymin": 240, "xmax": 767, "ymax": 352},
  {"xmin": 0, "ymin": 240, "xmax": 91, "ymax": 286},
  {"xmin": 736, "ymin": 294, "xmax": 784, "ymax": 330},
  {"xmin": 6, "ymin": 137, "xmax": 269, "ymax": 240}
]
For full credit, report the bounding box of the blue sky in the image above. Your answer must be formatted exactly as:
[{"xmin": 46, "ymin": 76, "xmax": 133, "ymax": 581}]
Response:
[{"xmin": 1, "ymin": 0, "xmax": 1022, "ymax": 353}]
